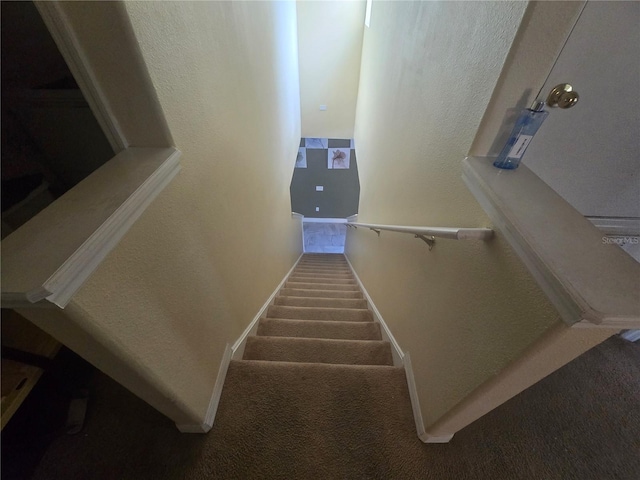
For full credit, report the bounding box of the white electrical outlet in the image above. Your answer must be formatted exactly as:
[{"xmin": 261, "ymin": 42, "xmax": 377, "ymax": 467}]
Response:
[
  {"xmin": 315, "ymin": 186, "xmax": 324, "ymax": 191},
  {"xmin": 319, "ymin": 105, "xmax": 327, "ymax": 111},
  {"xmin": 315, "ymin": 207, "xmax": 320, "ymax": 212}
]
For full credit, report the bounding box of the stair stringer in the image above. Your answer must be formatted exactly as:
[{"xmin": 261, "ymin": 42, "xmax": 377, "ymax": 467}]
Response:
[
  {"xmin": 344, "ymin": 255, "xmax": 454, "ymax": 443},
  {"xmin": 231, "ymin": 253, "xmax": 304, "ymax": 361},
  {"xmin": 176, "ymin": 253, "xmax": 304, "ymax": 433}
]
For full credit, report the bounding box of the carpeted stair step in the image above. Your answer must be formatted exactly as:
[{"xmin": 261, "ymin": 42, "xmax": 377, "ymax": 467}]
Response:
[
  {"xmin": 293, "ymin": 267, "xmax": 352, "ymax": 273},
  {"xmin": 300, "ymin": 254, "xmax": 346, "ymax": 262},
  {"xmin": 279, "ymin": 288, "xmax": 363, "ymax": 299},
  {"xmin": 285, "ymin": 281, "xmax": 360, "ymax": 291},
  {"xmin": 300, "ymin": 256, "xmax": 347, "ymax": 261},
  {"xmin": 257, "ymin": 318, "xmax": 382, "ymax": 340},
  {"xmin": 293, "ymin": 268, "xmax": 353, "ymax": 274},
  {"xmin": 298, "ymin": 259, "xmax": 348, "ymax": 265},
  {"xmin": 299, "ymin": 258, "xmax": 347, "ymax": 262},
  {"xmin": 297, "ymin": 263, "xmax": 349, "ymax": 269},
  {"xmin": 293, "ymin": 270, "xmax": 353, "ymax": 277},
  {"xmin": 291, "ymin": 271, "xmax": 354, "ymax": 279},
  {"xmin": 243, "ymin": 336, "xmax": 393, "ymax": 365},
  {"xmin": 288, "ymin": 276, "xmax": 356, "ymax": 285},
  {"xmin": 267, "ymin": 305, "xmax": 373, "ymax": 322},
  {"xmin": 274, "ymin": 296, "xmax": 367, "ymax": 309}
]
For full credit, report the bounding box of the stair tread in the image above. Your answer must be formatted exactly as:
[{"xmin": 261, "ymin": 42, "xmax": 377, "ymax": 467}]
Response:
[
  {"xmin": 292, "ymin": 271, "xmax": 353, "ymax": 276},
  {"xmin": 293, "ymin": 272, "xmax": 353, "ymax": 276},
  {"xmin": 267, "ymin": 304, "xmax": 373, "ymax": 322},
  {"xmin": 259, "ymin": 317, "xmax": 379, "ymax": 327},
  {"xmin": 289, "ymin": 277, "xmax": 356, "ymax": 284},
  {"xmin": 274, "ymin": 296, "xmax": 367, "ymax": 309},
  {"xmin": 295, "ymin": 265, "xmax": 351, "ymax": 268},
  {"xmin": 299, "ymin": 261, "xmax": 348, "ymax": 264},
  {"xmin": 258, "ymin": 318, "xmax": 382, "ymax": 340},
  {"xmin": 270, "ymin": 305, "xmax": 370, "ymax": 312},
  {"xmin": 280, "ymin": 288, "xmax": 363, "ymax": 299},
  {"xmin": 296, "ymin": 263, "xmax": 350, "ymax": 267},
  {"xmin": 243, "ymin": 336, "xmax": 393, "ymax": 366},
  {"xmin": 232, "ymin": 358, "xmax": 401, "ymax": 371},
  {"xmin": 285, "ymin": 282, "xmax": 360, "ymax": 291},
  {"xmin": 252, "ymin": 335, "xmax": 386, "ymax": 345},
  {"xmin": 293, "ymin": 269, "xmax": 352, "ymax": 273}
]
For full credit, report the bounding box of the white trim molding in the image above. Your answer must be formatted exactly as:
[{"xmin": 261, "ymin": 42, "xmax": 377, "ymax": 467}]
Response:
[
  {"xmin": 344, "ymin": 255, "xmax": 404, "ymax": 366},
  {"xmin": 345, "ymin": 255, "xmax": 443, "ymax": 442},
  {"xmin": 403, "ymin": 353, "xmax": 454, "ymax": 443},
  {"xmin": 1, "ymin": 148, "xmax": 181, "ymax": 309},
  {"xmin": 292, "ymin": 213, "xmax": 305, "ymax": 252},
  {"xmin": 586, "ymin": 216, "xmax": 640, "ymax": 236},
  {"xmin": 231, "ymin": 254, "xmax": 304, "ymax": 360},
  {"xmin": 422, "ymin": 433, "xmax": 455, "ymax": 444},
  {"xmin": 176, "ymin": 344, "xmax": 233, "ymax": 434}
]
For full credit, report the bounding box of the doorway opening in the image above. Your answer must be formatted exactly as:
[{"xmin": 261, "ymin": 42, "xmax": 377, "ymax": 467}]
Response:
[{"xmin": 1, "ymin": 1, "xmax": 114, "ymax": 238}]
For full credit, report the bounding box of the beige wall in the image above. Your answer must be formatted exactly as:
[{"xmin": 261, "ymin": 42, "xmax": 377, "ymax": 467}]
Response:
[
  {"xmin": 346, "ymin": 0, "xmax": 567, "ymax": 429},
  {"xmin": 24, "ymin": 0, "xmax": 303, "ymax": 426},
  {"xmin": 297, "ymin": 0, "xmax": 365, "ymax": 139}
]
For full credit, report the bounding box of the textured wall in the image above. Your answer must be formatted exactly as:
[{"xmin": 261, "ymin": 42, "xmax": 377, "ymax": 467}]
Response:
[
  {"xmin": 345, "ymin": 0, "xmax": 564, "ymax": 428},
  {"xmin": 29, "ymin": 1, "xmax": 303, "ymax": 425},
  {"xmin": 297, "ymin": 0, "xmax": 365, "ymax": 138}
]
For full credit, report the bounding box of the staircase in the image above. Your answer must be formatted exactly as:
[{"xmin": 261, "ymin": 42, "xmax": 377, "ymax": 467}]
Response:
[
  {"xmin": 245, "ymin": 253, "xmax": 393, "ymax": 365},
  {"xmin": 211, "ymin": 253, "xmax": 419, "ymax": 477}
]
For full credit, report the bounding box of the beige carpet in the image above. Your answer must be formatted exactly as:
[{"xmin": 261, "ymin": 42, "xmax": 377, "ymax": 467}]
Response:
[
  {"xmin": 244, "ymin": 254, "xmax": 394, "ymax": 365},
  {"xmin": 26, "ymin": 254, "xmax": 640, "ymax": 479}
]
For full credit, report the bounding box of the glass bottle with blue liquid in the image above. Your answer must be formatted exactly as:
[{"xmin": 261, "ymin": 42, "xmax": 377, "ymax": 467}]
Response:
[{"xmin": 493, "ymin": 100, "xmax": 548, "ymax": 170}]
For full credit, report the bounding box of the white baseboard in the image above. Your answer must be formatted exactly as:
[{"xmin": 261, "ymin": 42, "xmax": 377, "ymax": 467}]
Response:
[
  {"xmin": 176, "ymin": 253, "xmax": 303, "ymax": 434},
  {"xmin": 176, "ymin": 343, "xmax": 232, "ymax": 433},
  {"xmin": 344, "ymin": 255, "xmax": 454, "ymax": 444},
  {"xmin": 344, "ymin": 255, "xmax": 404, "ymax": 366},
  {"xmin": 231, "ymin": 253, "xmax": 304, "ymax": 360},
  {"xmin": 403, "ymin": 352, "xmax": 455, "ymax": 443},
  {"xmin": 403, "ymin": 352, "xmax": 428, "ymax": 442},
  {"xmin": 292, "ymin": 212, "xmax": 305, "ymax": 253},
  {"xmin": 422, "ymin": 433, "xmax": 455, "ymax": 443}
]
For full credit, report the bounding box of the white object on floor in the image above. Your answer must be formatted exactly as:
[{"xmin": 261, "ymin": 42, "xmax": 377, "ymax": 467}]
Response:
[{"xmin": 620, "ymin": 330, "xmax": 640, "ymax": 342}]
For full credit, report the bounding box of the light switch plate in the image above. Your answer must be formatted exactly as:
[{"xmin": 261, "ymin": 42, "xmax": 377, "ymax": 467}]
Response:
[
  {"xmin": 315, "ymin": 207, "xmax": 320, "ymax": 212},
  {"xmin": 316, "ymin": 186, "xmax": 324, "ymax": 191},
  {"xmin": 319, "ymin": 105, "xmax": 327, "ymax": 111}
]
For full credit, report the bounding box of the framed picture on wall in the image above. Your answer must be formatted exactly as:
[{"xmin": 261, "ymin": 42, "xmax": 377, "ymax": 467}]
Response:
[{"xmin": 328, "ymin": 148, "xmax": 350, "ymax": 169}]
